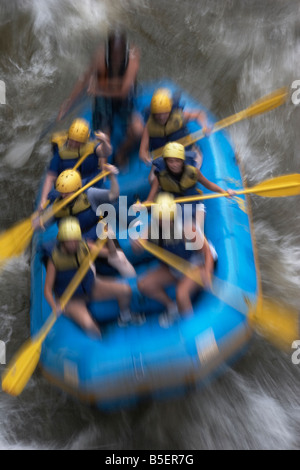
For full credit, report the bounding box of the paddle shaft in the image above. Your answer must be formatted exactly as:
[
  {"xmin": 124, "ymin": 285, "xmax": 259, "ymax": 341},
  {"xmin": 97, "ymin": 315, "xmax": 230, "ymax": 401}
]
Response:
[
  {"xmin": 39, "ymin": 237, "xmax": 107, "ymax": 337},
  {"xmin": 140, "ymin": 239, "xmax": 299, "ymax": 351},
  {"xmin": 40, "ymin": 170, "xmax": 110, "ymax": 225},
  {"xmin": 139, "ymin": 239, "xmax": 251, "ymax": 315},
  {"xmin": 1, "ymin": 238, "xmax": 107, "ymax": 396},
  {"xmin": 73, "ymin": 150, "xmax": 94, "ymax": 170},
  {"xmin": 174, "ymin": 179, "xmax": 300, "ymax": 204}
]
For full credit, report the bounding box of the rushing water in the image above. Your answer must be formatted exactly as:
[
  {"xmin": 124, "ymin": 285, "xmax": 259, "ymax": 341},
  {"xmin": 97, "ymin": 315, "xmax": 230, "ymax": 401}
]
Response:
[{"xmin": 0, "ymin": 0, "xmax": 300, "ymax": 450}]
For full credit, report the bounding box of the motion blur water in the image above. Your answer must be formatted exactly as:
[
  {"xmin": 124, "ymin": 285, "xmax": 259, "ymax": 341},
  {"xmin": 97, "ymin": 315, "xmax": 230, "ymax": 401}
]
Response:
[{"xmin": 0, "ymin": 0, "xmax": 300, "ymax": 450}]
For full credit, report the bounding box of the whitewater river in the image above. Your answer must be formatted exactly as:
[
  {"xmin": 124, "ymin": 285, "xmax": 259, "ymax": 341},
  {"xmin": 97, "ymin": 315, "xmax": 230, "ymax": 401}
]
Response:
[{"xmin": 0, "ymin": 0, "xmax": 300, "ymax": 450}]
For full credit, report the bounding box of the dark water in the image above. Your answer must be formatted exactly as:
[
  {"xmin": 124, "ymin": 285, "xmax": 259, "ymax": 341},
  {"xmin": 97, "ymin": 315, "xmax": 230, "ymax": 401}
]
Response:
[{"xmin": 0, "ymin": 0, "xmax": 300, "ymax": 450}]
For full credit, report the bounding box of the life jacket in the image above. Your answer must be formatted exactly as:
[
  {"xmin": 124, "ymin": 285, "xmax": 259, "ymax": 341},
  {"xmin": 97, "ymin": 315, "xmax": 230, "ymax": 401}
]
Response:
[
  {"xmin": 51, "ymin": 131, "xmax": 96, "ymax": 160},
  {"xmin": 51, "ymin": 131, "xmax": 99, "ymax": 178},
  {"xmin": 156, "ymin": 164, "xmax": 199, "ymax": 196},
  {"xmin": 51, "ymin": 241, "xmax": 95, "ymax": 297},
  {"xmin": 53, "ymin": 194, "xmax": 100, "ymax": 240},
  {"xmin": 147, "ymin": 108, "xmax": 190, "ymax": 151}
]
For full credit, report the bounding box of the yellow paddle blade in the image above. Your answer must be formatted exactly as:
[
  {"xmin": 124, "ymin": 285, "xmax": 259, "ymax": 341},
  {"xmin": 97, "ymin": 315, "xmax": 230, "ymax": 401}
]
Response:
[
  {"xmin": 244, "ymin": 173, "xmax": 300, "ymax": 198},
  {"xmin": 248, "ymin": 297, "xmax": 299, "ymax": 352},
  {"xmin": 214, "ymin": 87, "xmax": 288, "ymax": 131},
  {"xmin": 59, "ymin": 238, "xmax": 107, "ymax": 309},
  {"xmin": 0, "ymin": 171, "xmax": 109, "ymax": 268},
  {"xmin": 2, "ymin": 338, "xmax": 42, "ymax": 396},
  {"xmin": 0, "ymin": 218, "xmax": 34, "ymax": 264},
  {"xmin": 171, "ymin": 173, "xmax": 300, "ymax": 205},
  {"xmin": 242, "ymin": 87, "xmax": 288, "ymax": 118},
  {"xmin": 139, "ymin": 239, "xmax": 204, "ymax": 285},
  {"xmin": 1, "ymin": 238, "xmax": 107, "ymax": 396},
  {"xmin": 140, "ymin": 240, "xmax": 299, "ymax": 352}
]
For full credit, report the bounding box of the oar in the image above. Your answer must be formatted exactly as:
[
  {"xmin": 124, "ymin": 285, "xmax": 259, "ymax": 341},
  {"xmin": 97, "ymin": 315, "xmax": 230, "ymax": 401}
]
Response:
[
  {"xmin": 0, "ymin": 170, "xmax": 110, "ymax": 266},
  {"xmin": 142, "ymin": 173, "xmax": 300, "ymax": 208},
  {"xmin": 41, "ymin": 141, "xmax": 103, "ymax": 221},
  {"xmin": 73, "ymin": 150, "xmax": 94, "ymax": 171},
  {"xmin": 152, "ymin": 87, "xmax": 288, "ymax": 159},
  {"xmin": 1, "ymin": 237, "xmax": 107, "ymax": 396},
  {"xmin": 139, "ymin": 239, "xmax": 299, "ymax": 351}
]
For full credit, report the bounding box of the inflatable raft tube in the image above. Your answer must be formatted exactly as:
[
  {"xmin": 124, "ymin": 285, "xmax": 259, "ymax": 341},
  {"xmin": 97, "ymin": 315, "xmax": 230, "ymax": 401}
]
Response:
[{"xmin": 30, "ymin": 81, "xmax": 258, "ymax": 410}]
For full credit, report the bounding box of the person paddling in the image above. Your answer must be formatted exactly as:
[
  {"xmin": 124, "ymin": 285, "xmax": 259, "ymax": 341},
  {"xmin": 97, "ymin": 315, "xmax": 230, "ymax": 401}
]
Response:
[
  {"xmin": 139, "ymin": 88, "xmax": 209, "ymax": 168},
  {"xmin": 39, "ymin": 118, "xmax": 112, "ymax": 211},
  {"xmin": 44, "ymin": 217, "xmax": 133, "ymax": 338},
  {"xmin": 143, "ymin": 142, "xmax": 235, "ymax": 217},
  {"xmin": 133, "ymin": 193, "xmax": 217, "ymax": 327},
  {"xmin": 38, "ymin": 167, "xmax": 136, "ymax": 278}
]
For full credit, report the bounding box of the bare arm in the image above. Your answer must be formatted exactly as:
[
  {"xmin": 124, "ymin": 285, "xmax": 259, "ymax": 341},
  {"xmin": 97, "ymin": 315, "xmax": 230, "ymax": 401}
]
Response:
[
  {"xmin": 197, "ymin": 169, "xmax": 227, "ymax": 194},
  {"xmin": 94, "ymin": 131, "xmax": 113, "ymax": 162},
  {"xmin": 139, "ymin": 126, "xmax": 151, "ymax": 164},
  {"xmin": 87, "ymin": 239, "xmax": 112, "ymax": 258},
  {"xmin": 44, "ymin": 259, "xmax": 59, "ymax": 312},
  {"xmin": 39, "ymin": 172, "xmax": 57, "ymax": 210},
  {"xmin": 145, "ymin": 175, "xmax": 160, "ymax": 203},
  {"xmin": 201, "ymin": 238, "xmax": 215, "ymax": 288},
  {"xmin": 57, "ymin": 47, "xmax": 105, "ymax": 121},
  {"xmin": 183, "ymin": 110, "xmax": 210, "ymax": 131}
]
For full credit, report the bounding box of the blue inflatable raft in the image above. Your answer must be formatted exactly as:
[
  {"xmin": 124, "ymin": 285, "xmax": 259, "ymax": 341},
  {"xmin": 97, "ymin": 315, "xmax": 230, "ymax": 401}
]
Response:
[{"xmin": 30, "ymin": 81, "xmax": 258, "ymax": 410}]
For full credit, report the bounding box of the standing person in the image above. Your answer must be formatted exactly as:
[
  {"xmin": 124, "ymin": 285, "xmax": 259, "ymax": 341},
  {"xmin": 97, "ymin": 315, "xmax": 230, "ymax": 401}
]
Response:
[
  {"xmin": 44, "ymin": 217, "xmax": 133, "ymax": 338},
  {"xmin": 58, "ymin": 29, "xmax": 143, "ymax": 167},
  {"xmin": 39, "ymin": 118, "xmax": 112, "ymax": 211}
]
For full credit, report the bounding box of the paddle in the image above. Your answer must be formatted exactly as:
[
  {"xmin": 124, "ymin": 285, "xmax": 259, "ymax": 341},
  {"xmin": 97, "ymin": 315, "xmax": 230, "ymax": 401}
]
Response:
[
  {"xmin": 73, "ymin": 150, "xmax": 93, "ymax": 171},
  {"xmin": 152, "ymin": 87, "xmax": 288, "ymax": 159},
  {"xmin": 141, "ymin": 173, "xmax": 300, "ymax": 208},
  {"xmin": 139, "ymin": 239, "xmax": 299, "ymax": 351},
  {"xmin": 0, "ymin": 170, "xmax": 110, "ymax": 266},
  {"xmin": 1, "ymin": 237, "xmax": 107, "ymax": 396}
]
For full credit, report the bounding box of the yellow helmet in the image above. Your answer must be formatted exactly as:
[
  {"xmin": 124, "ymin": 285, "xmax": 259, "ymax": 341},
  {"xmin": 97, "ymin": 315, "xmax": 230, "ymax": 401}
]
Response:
[
  {"xmin": 68, "ymin": 118, "xmax": 90, "ymax": 144},
  {"xmin": 152, "ymin": 192, "xmax": 177, "ymax": 222},
  {"xmin": 162, "ymin": 142, "xmax": 185, "ymax": 160},
  {"xmin": 150, "ymin": 89, "xmax": 173, "ymax": 114},
  {"xmin": 57, "ymin": 217, "xmax": 82, "ymax": 242},
  {"xmin": 55, "ymin": 169, "xmax": 82, "ymax": 194}
]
